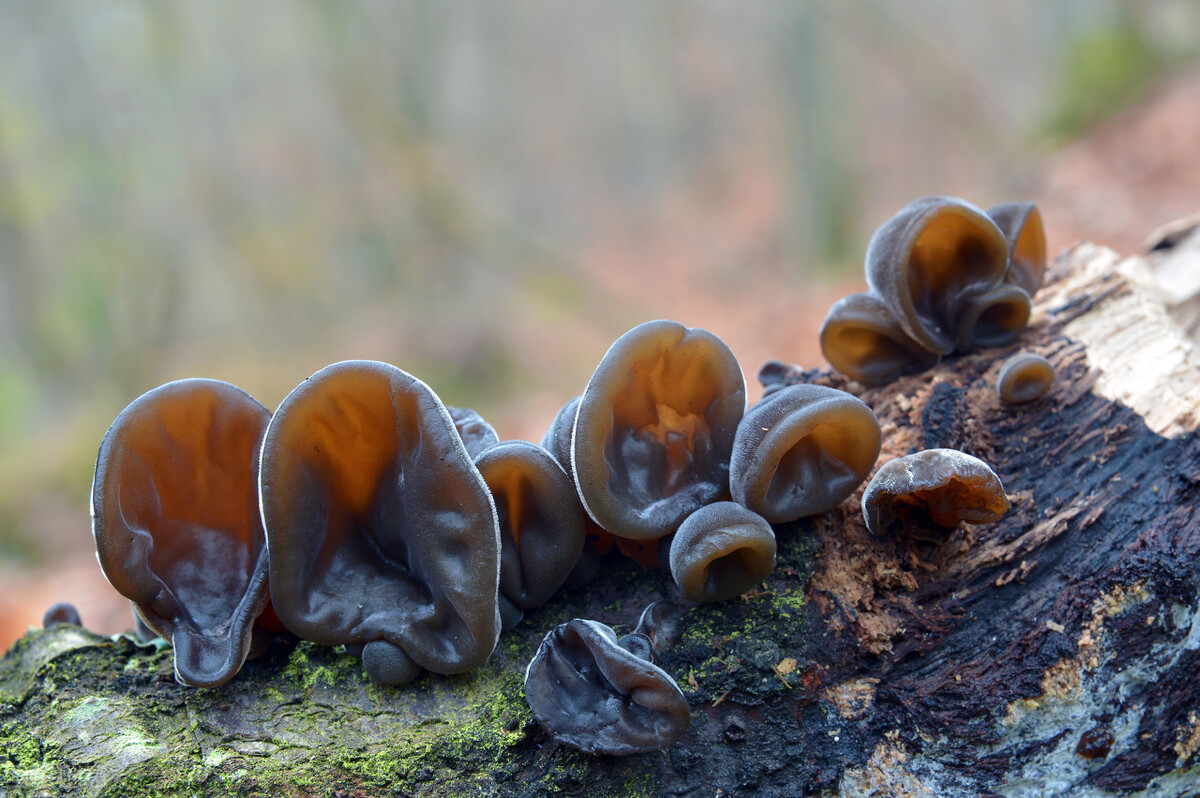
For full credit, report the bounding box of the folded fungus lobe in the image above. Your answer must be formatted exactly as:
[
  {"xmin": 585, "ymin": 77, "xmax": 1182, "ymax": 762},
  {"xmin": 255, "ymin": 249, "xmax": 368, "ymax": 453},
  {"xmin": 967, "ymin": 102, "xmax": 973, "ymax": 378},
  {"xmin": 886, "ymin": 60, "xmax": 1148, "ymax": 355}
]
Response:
[
  {"xmin": 669, "ymin": 502, "xmax": 776, "ymax": 604},
  {"xmin": 91, "ymin": 378, "xmax": 272, "ymax": 687},
  {"xmin": 258, "ymin": 360, "xmax": 501, "ymax": 685}
]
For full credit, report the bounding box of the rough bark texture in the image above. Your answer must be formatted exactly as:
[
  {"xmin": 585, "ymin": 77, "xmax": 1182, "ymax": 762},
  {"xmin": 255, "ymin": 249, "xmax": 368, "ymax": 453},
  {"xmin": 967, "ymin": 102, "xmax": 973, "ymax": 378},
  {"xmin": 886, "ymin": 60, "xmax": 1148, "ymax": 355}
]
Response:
[{"xmin": 3, "ymin": 235, "xmax": 1200, "ymax": 798}]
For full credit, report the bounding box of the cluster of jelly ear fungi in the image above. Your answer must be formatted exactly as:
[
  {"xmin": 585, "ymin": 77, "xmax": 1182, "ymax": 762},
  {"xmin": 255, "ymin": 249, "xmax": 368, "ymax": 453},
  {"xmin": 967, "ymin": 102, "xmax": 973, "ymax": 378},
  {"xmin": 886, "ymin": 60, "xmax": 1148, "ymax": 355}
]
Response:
[{"xmin": 820, "ymin": 197, "xmax": 1047, "ymax": 386}]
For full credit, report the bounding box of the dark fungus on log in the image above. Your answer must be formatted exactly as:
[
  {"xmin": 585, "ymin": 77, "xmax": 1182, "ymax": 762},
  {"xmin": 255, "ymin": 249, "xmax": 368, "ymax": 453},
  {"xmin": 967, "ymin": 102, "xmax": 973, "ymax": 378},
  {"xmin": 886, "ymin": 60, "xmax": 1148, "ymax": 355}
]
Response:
[
  {"xmin": 258, "ymin": 360, "xmax": 501, "ymax": 686},
  {"xmin": 997, "ymin": 351, "xmax": 1055, "ymax": 404},
  {"xmin": 862, "ymin": 448, "xmax": 1010, "ymax": 543},
  {"xmin": 988, "ymin": 200, "xmax": 1048, "ymax": 296},
  {"xmin": 572, "ymin": 320, "xmax": 746, "ymax": 540},
  {"xmin": 865, "ymin": 196, "xmax": 1010, "ymax": 355},
  {"xmin": 474, "ymin": 440, "xmax": 586, "ymax": 626},
  {"xmin": 447, "ymin": 405, "xmax": 500, "ymax": 458},
  {"xmin": 42, "ymin": 602, "xmax": 82, "ymax": 627},
  {"xmin": 91, "ymin": 378, "xmax": 272, "ymax": 687},
  {"xmin": 730, "ymin": 384, "xmax": 881, "ymax": 523},
  {"xmin": 668, "ymin": 502, "xmax": 776, "ymax": 604},
  {"xmin": 524, "ymin": 616, "xmax": 691, "ymax": 756},
  {"xmin": 818, "ymin": 291, "xmax": 941, "ymax": 387},
  {"xmin": 540, "ymin": 395, "xmax": 581, "ymax": 478}
]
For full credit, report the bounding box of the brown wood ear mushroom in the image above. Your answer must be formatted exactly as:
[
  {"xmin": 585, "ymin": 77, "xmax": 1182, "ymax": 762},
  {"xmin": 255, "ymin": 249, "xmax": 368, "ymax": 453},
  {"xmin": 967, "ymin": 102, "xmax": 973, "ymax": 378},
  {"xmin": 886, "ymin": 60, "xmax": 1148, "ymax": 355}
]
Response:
[
  {"xmin": 539, "ymin": 395, "xmax": 581, "ymax": 478},
  {"xmin": 668, "ymin": 502, "xmax": 776, "ymax": 603},
  {"xmin": 474, "ymin": 440, "xmax": 586, "ymax": 628},
  {"xmin": 258, "ymin": 360, "xmax": 501, "ymax": 686},
  {"xmin": 997, "ymin": 351, "xmax": 1055, "ymax": 404},
  {"xmin": 448, "ymin": 405, "xmax": 500, "ymax": 458},
  {"xmin": 730, "ymin": 384, "xmax": 882, "ymax": 523},
  {"xmin": 42, "ymin": 602, "xmax": 82, "ymax": 627},
  {"xmin": 90, "ymin": 378, "xmax": 272, "ymax": 687},
  {"xmin": 572, "ymin": 320, "xmax": 746, "ymax": 540},
  {"xmin": 523, "ymin": 616, "xmax": 691, "ymax": 755},
  {"xmin": 865, "ymin": 196, "xmax": 1010, "ymax": 355},
  {"xmin": 988, "ymin": 201, "xmax": 1048, "ymax": 296},
  {"xmin": 862, "ymin": 448, "xmax": 1009, "ymax": 543},
  {"xmin": 819, "ymin": 292, "xmax": 941, "ymax": 387}
]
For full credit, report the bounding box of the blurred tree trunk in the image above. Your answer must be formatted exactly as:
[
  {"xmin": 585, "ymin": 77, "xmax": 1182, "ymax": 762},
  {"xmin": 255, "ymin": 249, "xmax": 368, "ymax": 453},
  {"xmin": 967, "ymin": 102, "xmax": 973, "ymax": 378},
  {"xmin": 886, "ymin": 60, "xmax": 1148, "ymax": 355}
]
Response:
[{"xmin": 3, "ymin": 231, "xmax": 1200, "ymax": 798}]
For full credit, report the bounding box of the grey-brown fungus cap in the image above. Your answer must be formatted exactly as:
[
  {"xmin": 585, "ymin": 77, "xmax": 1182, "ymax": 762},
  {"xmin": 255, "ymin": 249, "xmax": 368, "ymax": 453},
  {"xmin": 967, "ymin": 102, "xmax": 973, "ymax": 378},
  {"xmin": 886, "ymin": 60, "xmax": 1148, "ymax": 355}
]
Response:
[
  {"xmin": 951, "ymin": 281, "xmax": 1032, "ymax": 352},
  {"xmin": 572, "ymin": 320, "xmax": 746, "ymax": 540},
  {"xmin": 540, "ymin": 395, "xmax": 581, "ymax": 478},
  {"xmin": 91, "ymin": 378, "xmax": 272, "ymax": 687},
  {"xmin": 42, "ymin": 602, "xmax": 82, "ymax": 627},
  {"xmin": 988, "ymin": 201, "xmax": 1047, "ymax": 296},
  {"xmin": 669, "ymin": 502, "xmax": 776, "ymax": 603},
  {"xmin": 447, "ymin": 405, "xmax": 500, "ymax": 459},
  {"xmin": 730, "ymin": 384, "xmax": 882, "ymax": 524},
  {"xmin": 474, "ymin": 440, "xmax": 586, "ymax": 618},
  {"xmin": 258, "ymin": 360, "xmax": 501, "ymax": 685},
  {"xmin": 997, "ymin": 352, "xmax": 1055, "ymax": 404},
  {"xmin": 819, "ymin": 291, "xmax": 941, "ymax": 386},
  {"xmin": 524, "ymin": 617, "xmax": 691, "ymax": 755},
  {"xmin": 862, "ymin": 448, "xmax": 1010, "ymax": 543},
  {"xmin": 865, "ymin": 196, "xmax": 1010, "ymax": 355}
]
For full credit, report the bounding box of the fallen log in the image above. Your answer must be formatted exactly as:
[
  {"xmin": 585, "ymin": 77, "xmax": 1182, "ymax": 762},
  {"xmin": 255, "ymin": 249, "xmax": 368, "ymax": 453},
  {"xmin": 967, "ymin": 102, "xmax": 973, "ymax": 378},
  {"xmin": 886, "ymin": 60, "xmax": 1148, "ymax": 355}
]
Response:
[{"xmin": 2, "ymin": 229, "xmax": 1199, "ymax": 798}]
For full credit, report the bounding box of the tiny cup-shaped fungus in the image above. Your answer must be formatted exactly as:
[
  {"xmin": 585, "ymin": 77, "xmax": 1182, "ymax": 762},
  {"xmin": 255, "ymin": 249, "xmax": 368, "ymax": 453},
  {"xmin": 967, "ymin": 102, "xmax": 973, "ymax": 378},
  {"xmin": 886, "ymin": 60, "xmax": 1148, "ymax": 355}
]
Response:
[
  {"xmin": 42, "ymin": 602, "xmax": 82, "ymax": 627},
  {"xmin": 669, "ymin": 502, "xmax": 776, "ymax": 603},
  {"xmin": 447, "ymin": 405, "xmax": 500, "ymax": 458},
  {"xmin": 988, "ymin": 201, "xmax": 1047, "ymax": 296},
  {"xmin": 474, "ymin": 440, "xmax": 586, "ymax": 625},
  {"xmin": 258, "ymin": 360, "xmax": 501, "ymax": 685},
  {"xmin": 524, "ymin": 617, "xmax": 691, "ymax": 755},
  {"xmin": 730, "ymin": 384, "xmax": 882, "ymax": 524},
  {"xmin": 91, "ymin": 378, "xmax": 272, "ymax": 687},
  {"xmin": 540, "ymin": 395, "xmax": 581, "ymax": 478},
  {"xmin": 951, "ymin": 282, "xmax": 1032, "ymax": 352},
  {"xmin": 997, "ymin": 352, "xmax": 1055, "ymax": 404},
  {"xmin": 572, "ymin": 320, "xmax": 746, "ymax": 540},
  {"xmin": 819, "ymin": 291, "xmax": 941, "ymax": 386},
  {"xmin": 862, "ymin": 448, "xmax": 1009, "ymax": 543},
  {"xmin": 865, "ymin": 196, "xmax": 1010, "ymax": 355}
]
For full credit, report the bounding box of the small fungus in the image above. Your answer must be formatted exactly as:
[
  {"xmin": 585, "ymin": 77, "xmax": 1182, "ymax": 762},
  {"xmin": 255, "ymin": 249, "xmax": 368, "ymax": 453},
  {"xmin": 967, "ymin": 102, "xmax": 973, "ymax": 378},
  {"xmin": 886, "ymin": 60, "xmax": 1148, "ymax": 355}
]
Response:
[
  {"xmin": 524, "ymin": 615, "xmax": 691, "ymax": 755},
  {"xmin": 572, "ymin": 320, "xmax": 746, "ymax": 540},
  {"xmin": 865, "ymin": 196, "xmax": 1010, "ymax": 355},
  {"xmin": 668, "ymin": 502, "xmax": 776, "ymax": 603},
  {"xmin": 91, "ymin": 378, "xmax": 272, "ymax": 687},
  {"xmin": 258, "ymin": 360, "xmax": 501, "ymax": 685},
  {"xmin": 474, "ymin": 440, "xmax": 586, "ymax": 628},
  {"xmin": 42, "ymin": 602, "xmax": 82, "ymax": 627},
  {"xmin": 862, "ymin": 448, "xmax": 1010, "ymax": 543},
  {"xmin": 988, "ymin": 201, "xmax": 1048, "ymax": 296},
  {"xmin": 730, "ymin": 384, "xmax": 881, "ymax": 523},
  {"xmin": 819, "ymin": 292, "xmax": 941, "ymax": 387},
  {"xmin": 447, "ymin": 405, "xmax": 500, "ymax": 458},
  {"xmin": 540, "ymin": 395, "xmax": 581, "ymax": 478},
  {"xmin": 951, "ymin": 281, "xmax": 1032, "ymax": 352},
  {"xmin": 997, "ymin": 352, "xmax": 1055, "ymax": 404}
]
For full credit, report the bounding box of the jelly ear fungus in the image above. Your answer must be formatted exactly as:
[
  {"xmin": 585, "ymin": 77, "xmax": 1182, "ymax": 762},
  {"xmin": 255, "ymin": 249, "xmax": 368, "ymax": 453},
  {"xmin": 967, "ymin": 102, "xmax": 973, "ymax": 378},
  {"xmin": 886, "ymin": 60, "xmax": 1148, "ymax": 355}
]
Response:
[{"xmin": 91, "ymin": 378, "xmax": 273, "ymax": 687}]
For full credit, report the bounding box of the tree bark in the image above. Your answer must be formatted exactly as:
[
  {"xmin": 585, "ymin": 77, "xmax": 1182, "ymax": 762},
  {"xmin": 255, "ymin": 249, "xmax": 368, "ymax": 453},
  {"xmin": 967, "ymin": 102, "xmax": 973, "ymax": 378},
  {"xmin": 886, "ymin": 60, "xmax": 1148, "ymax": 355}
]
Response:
[{"xmin": 3, "ymin": 233, "xmax": 1200, "ymax": 798}]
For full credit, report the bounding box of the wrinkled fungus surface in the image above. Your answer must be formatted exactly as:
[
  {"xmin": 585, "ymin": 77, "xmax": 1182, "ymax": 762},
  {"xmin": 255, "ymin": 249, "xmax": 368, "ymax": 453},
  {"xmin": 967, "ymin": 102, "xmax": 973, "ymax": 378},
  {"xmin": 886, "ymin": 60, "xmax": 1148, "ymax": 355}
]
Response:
[
  {"xmin": 669, "ymin": 502, "xmax": 776, "ymax": 603},
  {"xmin": 988, "ymin": 201, "xmax": 1048, "ymax": 296},
  {"xmin": 862, "ymin": 448, "xmax": 1010, "ymax": 543},
  {"xmin": 572, "ymin": 320, "xmax": 746, "ymax": 540},
  {"xmin": 997, "ymin": 352, "xmax": 1055, "ymax": 404},
  {"xmin": 731, "ymin": 384, "xmax": 881, "ymax": 523},
  {"xmin": 474, "ymin": 440, "xmax": 586, "ymax": 616},
  {"xmin": 258, "ymin": 360, "xmax": 501, "ymax": 685},
  {"xmin": 524, "ymin": 617, "xmax": 691, "ymax": 755},
  {"xmin": 91, "ymin": 378, "xmax": 272, "ymax": 687},
  {"xmin": 819, "ymin": 292, "xmax": 940, "ymax": 387}
]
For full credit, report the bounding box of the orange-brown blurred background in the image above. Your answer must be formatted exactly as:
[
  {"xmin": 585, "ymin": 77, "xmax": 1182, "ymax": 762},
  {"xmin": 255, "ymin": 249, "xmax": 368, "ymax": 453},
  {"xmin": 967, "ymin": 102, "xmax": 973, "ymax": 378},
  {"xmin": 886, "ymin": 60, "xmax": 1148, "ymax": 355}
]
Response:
[{"xmin": 3, "ymin": 2, "xmax": 1199, "ymax": 649}]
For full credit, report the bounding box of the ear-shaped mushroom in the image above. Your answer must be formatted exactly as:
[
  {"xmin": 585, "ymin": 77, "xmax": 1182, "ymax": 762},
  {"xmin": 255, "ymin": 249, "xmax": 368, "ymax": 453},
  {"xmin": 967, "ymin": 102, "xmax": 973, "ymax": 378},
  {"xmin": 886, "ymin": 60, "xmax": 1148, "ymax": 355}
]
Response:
[
  {"xmin": 951, "ymin": 282, "xmax": 1032, "ymax": 352},
  {"xmin": 730, "ymin": 384, "xmax": 881, "ymax": 523},
  {"xmin": 91, "ymin": 378, "xmax": 272, "ymax": 687},
  {"xmin": 572, "ymin": 320, "xmax": 746, "ymax": 540},
  {"xmin": 865, "ymin": 196, "xmax": 1010, "ymax": 355},
  {"xmin": 474, "ymin": 440, "xmax": 586, "ymax": 625},
  {"xmin": 997, "ymin": 352, "xmax": 1055, "ymax": 404},
  {"xmin": 43, "ymin": 602, "xmax": 82, "ymax": 627},
  {"xmin": 540, "ymin": 395, "xmax": 581, "ymax": 478},
  {"xmin": 988, "ymin": 201, "xmax": 1047, "ymax": 296},
  {"xmin": 862, "ymin": 448, "xmax": 1009, "ymax": 543},
  {"xmin": 524, "ymin": 617, "xmax": 691, "ymax": 755},
  {"xmin": 448, "ymin": 405, "xmax": 500, "ymax": 458},
  {"xmin": 819, "ymin": 291, "xmax": 941, "ymax": 386},
  {"xmin": 669, "ymin": 502, "xmax": 776, "ymax": 603},
  {"xmin": 258, "ymin": 360, "xmax": 501, "ymax": 685}
]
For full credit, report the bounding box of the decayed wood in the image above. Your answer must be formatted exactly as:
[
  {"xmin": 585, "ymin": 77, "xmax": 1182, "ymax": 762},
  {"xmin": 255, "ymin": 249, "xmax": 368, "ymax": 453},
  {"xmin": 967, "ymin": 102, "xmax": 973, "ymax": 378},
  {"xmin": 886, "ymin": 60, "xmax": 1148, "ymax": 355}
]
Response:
[{"xmin": 2, "ymin": 235, "xmax": 1199, "ymax": 798}]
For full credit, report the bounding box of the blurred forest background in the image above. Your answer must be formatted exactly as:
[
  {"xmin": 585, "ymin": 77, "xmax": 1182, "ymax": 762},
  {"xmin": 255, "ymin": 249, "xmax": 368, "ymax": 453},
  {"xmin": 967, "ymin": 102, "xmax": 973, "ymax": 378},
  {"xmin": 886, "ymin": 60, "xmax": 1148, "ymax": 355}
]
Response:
[{"xmin": 2, "ymin": 1, "xmax": 1200, "ymax": 648}]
